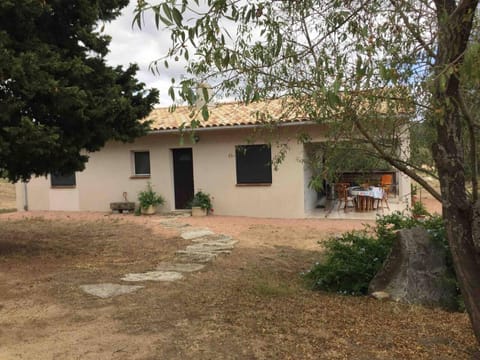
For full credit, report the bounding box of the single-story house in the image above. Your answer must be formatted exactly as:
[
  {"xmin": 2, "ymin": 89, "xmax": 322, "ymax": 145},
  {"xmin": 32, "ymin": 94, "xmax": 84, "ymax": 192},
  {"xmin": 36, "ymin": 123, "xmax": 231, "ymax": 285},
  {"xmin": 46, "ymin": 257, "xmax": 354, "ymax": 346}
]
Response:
[{"xmin": 15, "ymin": 99, "xmax": 411, "ymax": 218}]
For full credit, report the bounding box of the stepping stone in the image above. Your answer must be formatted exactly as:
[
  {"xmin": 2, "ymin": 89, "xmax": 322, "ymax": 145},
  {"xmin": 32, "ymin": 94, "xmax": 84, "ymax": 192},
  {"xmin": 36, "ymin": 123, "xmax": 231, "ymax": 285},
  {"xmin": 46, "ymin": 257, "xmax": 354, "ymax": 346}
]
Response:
[
  {"xmin": 155, "ymin": 262, "xmax": 205, "ymax": 272},
  {"xmin": 185, "ymin": 243, "xmax": 234, "ymax": 253},
  {"xmin": 192, "ymin": 239, "xmax": 238, "ymax": 247},
  {"xmin": 191, "ymin": 234, "xmax": 236, "ymax": 244},
  {"xmin": 156, "ymin": 220, "xmax": 190, "ymax": 228},
  {"xmin": 121, "ymin": 271, "xmax": 184, "ymax": 282},
  {"xmin": 175, "ymin": 251, "xmax": 217, "ymax": 263},
  {"xmin": 180, "ymin": 229, "xmax": 214, "ymax": 240},
  {"xmin": 80, "ymin": 283, "xmax": 143, "ymax": 299}
]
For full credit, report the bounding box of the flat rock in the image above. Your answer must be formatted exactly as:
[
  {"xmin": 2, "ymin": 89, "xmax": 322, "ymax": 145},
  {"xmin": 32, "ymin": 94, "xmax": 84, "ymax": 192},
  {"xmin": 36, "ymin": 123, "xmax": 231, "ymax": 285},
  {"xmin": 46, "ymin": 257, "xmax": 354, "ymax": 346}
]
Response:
[
  {"xmin": 369, "ymin": 227, "xmax": 457, "ymax": 308},
  {"xmin": 196, "ymin": 239, "xmax": 238, "ymax": 247},
  {"xmin": 180, "ymin": 229, "xmax": 214, "ymax": 240},
  {"xmin": 371, "ymin": 291, "xmax": 391, "ymax": 300},
  {"xmin": 185, "ymin": 243, "xmax": 234, "ymax": 253},
  {"xmin": 192, "ymin": 233, "xmax": 232, "ymax": 241},
  {"xmin": 80, "ymin": 283, "xmax": 143, "ymax": 299},
  {"xmin": 155, "ymin": 262, "xmax": 205, "ymax": 272},
  {"xmin": 156, "ymin": 220, "xmax": 190, "ymax": 228},
  {"xmin": 191, "ymin": 236, "xmax": 237, "ymax": 246},
  {"xmin": 121, "ymin": 271, "xmax": 184, "ymax": 282},
  {"xmin": 175, "ymin": 251, "xmax": 217, "ymax": 263}
]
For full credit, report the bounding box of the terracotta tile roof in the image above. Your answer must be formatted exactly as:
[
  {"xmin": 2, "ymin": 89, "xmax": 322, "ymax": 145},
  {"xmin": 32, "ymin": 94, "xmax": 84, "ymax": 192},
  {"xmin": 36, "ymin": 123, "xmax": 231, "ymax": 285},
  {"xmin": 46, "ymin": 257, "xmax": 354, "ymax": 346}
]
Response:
[
  {"xmin": 144, "ymin": 91, "xmax": 412, "ymax": 131},
  {"xmin": 144, "ymin": 98, "xmax": 308, "ymax": 131}
]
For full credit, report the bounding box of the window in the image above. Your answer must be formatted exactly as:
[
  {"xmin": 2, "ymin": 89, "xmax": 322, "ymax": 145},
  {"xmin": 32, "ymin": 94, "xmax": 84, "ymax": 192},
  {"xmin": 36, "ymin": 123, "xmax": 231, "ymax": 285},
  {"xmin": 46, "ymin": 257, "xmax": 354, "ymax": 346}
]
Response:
[
  {"xmin": 235, "ymin": 144, "xmax": 272, "ymax": 184},
  {"xmin": 133, "ymin": 151, "xmax": 151, "ymax": 176},
  {"xmin": 51, "ymin": 172, "xmax": 76, "ymax": 187}
]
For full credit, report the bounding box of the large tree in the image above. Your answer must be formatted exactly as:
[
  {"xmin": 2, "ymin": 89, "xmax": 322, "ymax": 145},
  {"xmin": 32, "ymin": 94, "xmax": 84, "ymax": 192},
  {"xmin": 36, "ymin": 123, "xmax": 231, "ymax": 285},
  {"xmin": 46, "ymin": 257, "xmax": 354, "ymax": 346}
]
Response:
[
  {"xmin": 0, "ymin": 0, "xmax": 158, "ymax": 181},
  {"xmin": 136, "ymin": 0, "xmax": 480, "ymax": 345}
]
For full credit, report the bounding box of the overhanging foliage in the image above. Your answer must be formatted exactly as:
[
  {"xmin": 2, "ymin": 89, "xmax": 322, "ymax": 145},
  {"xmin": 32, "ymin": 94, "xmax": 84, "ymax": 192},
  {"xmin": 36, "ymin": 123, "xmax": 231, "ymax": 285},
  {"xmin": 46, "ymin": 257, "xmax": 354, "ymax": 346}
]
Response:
[{"xmin": 0, "ymin": 0, "xmax": 159, "ymax": 181}]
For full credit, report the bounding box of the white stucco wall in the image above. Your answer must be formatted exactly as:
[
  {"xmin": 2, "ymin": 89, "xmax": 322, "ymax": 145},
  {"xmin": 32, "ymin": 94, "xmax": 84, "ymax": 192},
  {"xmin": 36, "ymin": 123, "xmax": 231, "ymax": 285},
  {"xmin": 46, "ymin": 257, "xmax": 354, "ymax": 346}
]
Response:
[
  {"xmin": 18, "ymin": 125, "xmax": 319, "ymax": 218},
  {"xmin": 16, "ymin": 122, "xmax": 409, "ymax": 218}
]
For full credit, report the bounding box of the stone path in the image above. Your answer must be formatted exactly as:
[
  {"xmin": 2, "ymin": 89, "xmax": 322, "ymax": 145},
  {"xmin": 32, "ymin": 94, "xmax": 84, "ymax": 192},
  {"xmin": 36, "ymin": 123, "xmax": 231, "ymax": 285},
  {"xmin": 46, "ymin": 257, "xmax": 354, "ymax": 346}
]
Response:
[
  {"xmin": 79, "ymin": 283, "xmax": 144, "ymax": 299},
  {"xmin": 80, "ymin": 217, "xmax": 237, "ymax": 298},
  {"xmin": 121, "ymin": 271, "xmax": 184, "ymax": 282}
]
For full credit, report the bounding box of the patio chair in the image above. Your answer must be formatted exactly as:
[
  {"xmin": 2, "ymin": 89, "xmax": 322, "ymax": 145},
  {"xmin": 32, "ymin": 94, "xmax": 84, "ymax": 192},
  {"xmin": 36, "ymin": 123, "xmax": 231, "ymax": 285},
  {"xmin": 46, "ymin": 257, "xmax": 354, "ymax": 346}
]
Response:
[
  {"xmin": 380, "ymin": 174, "xmax": 395, "ymax": 196},
  {"xmin": 335, "ymin": 183, "xmax": 355, "ymax": 211},
  {"xmin": 380, "ymin": 174, "xmax": 393, "ymax": 186},
  {"xmin": 376, "ymin": 184, "xmax": 390, "ymax": 211}
]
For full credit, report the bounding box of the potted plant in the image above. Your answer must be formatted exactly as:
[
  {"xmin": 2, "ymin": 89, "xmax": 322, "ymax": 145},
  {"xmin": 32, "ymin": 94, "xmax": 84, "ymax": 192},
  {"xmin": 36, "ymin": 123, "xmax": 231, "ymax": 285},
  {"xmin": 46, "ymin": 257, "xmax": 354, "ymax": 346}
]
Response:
[
  {"xmin": 411, "ymin": 200, "xmax": 430, "ymax": 219},
  {"xmin": 138, "ymin": 182, "xmax": 164, "ymax": 215},
  {"xmin": 190, "ymin": 191, "xmax": 212, "ymax": 217}
]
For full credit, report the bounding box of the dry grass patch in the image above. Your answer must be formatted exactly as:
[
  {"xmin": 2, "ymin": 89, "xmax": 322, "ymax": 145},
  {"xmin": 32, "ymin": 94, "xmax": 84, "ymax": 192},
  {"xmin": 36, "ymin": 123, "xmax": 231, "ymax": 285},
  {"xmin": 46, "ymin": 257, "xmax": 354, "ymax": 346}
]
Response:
[{"xmin": 0, "ymin": 215, "xmax": 477, "ymax": 359}]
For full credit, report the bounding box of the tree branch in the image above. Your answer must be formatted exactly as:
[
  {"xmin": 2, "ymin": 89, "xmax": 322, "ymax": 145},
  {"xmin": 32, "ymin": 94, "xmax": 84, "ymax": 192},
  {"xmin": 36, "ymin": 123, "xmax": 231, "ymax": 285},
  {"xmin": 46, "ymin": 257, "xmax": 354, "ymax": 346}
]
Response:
[
  {"xmin": 457, "ymin": 91, "xmax": 478, "ymax": 202},
  {"xmin": 300, "ymin": 12, "xmax": 319, "ymax": 70},
  {"xmin": 451, "ymin": 0, "xmax": 480, "ymax": 19},
  {"xmin": 351, "ymin": 112, "xmax": 442, "ymax": 202},
  {"xmin": 389, "ymin": 0, "xmax": 436, "ymax": 59}
]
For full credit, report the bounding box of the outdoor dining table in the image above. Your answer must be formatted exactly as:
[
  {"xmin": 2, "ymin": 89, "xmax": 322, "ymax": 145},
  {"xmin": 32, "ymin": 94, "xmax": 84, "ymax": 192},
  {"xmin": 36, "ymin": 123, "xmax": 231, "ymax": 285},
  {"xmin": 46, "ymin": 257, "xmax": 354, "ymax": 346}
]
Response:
[{"xmin": 349, "ymin": 186, "xmax": 384, "ymax": 211}]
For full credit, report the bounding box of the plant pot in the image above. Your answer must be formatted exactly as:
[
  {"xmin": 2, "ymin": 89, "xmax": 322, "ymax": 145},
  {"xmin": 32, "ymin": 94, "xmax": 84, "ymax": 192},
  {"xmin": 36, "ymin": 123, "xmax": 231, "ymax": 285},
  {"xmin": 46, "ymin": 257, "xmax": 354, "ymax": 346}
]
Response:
[
  {"xmin": 141, "ymin": 205, "xmax": 156, "ymax": 215},
  {"xmin": 191, "ymin": 206, "xmax": 207, "ymax": 217}
]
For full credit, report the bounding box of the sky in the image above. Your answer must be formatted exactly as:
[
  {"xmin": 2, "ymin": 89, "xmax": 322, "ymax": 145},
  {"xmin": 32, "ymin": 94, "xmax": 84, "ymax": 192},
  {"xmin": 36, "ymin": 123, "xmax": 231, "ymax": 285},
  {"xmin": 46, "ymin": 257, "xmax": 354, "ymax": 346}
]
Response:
[{"xmin": 104, "ymin": 2, "xmax": 186, "ymax": 106}]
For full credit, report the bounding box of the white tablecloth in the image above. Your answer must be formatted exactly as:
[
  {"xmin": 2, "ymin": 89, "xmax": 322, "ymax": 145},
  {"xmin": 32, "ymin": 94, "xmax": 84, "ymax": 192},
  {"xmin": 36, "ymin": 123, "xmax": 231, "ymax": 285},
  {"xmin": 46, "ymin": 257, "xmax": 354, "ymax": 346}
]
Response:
[{"xmin": 349, "ymin": 186, "xmax": 384, "ymax": 199}]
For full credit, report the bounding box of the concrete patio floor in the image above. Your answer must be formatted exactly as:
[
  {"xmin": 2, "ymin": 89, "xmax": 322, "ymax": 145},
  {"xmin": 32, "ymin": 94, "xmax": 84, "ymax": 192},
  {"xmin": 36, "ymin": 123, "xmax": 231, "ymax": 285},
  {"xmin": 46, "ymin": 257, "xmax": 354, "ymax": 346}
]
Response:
[{"xmin": 307, "ymin": 195, "xmax": 410, "ymax": 220}]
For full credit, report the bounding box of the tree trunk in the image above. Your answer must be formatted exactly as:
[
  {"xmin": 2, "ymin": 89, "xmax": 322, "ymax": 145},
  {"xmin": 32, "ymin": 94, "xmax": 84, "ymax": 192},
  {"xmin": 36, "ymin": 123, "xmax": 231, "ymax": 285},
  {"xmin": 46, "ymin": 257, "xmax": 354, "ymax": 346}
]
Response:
[
  {"xmin": 432, "ymin": 1, "xmax": 480, "ymax": 346},
  {"xmin": 439, "ymin": 190, "xmax": 480, "ymax": 344},
  {"xmin": 433, "ymin": 86, "xmax": 480, "ymax": 347}
]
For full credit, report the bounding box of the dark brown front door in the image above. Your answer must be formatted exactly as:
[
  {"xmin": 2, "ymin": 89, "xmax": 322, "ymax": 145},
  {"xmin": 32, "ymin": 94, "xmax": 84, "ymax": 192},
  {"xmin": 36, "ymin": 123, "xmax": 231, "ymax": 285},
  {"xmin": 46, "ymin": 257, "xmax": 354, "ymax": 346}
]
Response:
[{"xmin": 172, "ymin": 148, "xmax": 194, "ymax": 209}]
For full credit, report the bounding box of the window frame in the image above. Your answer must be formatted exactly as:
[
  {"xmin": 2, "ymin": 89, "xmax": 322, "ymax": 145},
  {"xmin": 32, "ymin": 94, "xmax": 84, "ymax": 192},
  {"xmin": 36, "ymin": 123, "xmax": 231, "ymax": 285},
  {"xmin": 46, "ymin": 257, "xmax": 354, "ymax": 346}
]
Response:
[
  {"xmin": 131, "ymin": 150, "xmax": 151, "ymax": 178},
  {"xmin": 50, "ymin": 172, "xmax": 76, "ymax": 188},
  {"xmin": 235, "ymin": 144, "xmax": 272, "ymax": 185}
]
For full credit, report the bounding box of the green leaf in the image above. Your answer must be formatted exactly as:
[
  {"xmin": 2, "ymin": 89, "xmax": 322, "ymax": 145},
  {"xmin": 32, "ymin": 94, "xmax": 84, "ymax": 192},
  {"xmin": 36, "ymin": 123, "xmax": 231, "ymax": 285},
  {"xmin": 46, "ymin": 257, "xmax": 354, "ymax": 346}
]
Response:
[
  {"xmin": 245, "ymin": 8, "xmax": 252, "ymax": 23},
  {"xmin": 159, "ymin": 15, "xmax": 173, "ymax": 27},
  {"xmin": 275, "ymin": 33, "xmax": 282, "ymax": 57},
  {"xmin": 132, "ymin": 12, "xmax": 142, "ymax": 29},
  {"xmin": 202, "ymin": 87, "xmax": 210, "ymax": 102},
  {"xmin": 201, "ymin": 106, "xmax": 209, "ymax": 121},
  {"xmin": 245, "ymin": 84, "xmax": 253, "ymax": 102},
  {"xmin": 162, "ymin": 3, "xmax": 172, "ymax": 21},
  {"xmin": 172, "ymin": 7, "xmax": 183, "ymax": 27},
  {"xmin": 326, "ymin": 91, "xmax": 340, "ymax": 108},
  {"xmin": 188, "ymin": 27, "xmax": 196, "ymax": 46},
  {"xmin": 222, "ymin": 51, "xmax": 230, "ymax": 67},
  {"xmin": 153, "ymin": 6, "xmax": 160, "ymax": 28},
  {"xmin": 168, "ymin": 86, "xmax": 175, "ymax": 101}
]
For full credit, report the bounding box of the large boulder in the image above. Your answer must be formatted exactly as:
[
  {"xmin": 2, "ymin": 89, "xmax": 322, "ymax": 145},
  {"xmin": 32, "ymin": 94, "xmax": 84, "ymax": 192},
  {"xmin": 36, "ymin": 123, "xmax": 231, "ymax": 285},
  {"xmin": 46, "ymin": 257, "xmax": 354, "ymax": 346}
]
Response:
[{"xmin": 369, "ymin": 227, "xmax": 456, "ymax": 308}]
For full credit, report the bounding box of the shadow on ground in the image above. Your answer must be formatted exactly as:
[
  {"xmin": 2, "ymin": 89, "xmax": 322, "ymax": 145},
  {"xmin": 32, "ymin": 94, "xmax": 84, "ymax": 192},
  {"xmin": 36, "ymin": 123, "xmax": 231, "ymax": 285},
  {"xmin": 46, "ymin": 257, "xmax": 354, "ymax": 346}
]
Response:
[{"xmin": 0, "ymin": 216, "xmax": 476, "ymax": 359}]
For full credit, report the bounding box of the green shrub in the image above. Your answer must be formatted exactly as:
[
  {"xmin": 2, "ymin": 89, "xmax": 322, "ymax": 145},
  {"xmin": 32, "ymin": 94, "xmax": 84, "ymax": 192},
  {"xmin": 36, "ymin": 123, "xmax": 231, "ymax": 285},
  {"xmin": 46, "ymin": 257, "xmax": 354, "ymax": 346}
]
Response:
[
  {"xmin": 412, "ymin": 201, "xmax": 430, "ymax": 217},
  {"xmin": 304, "ymin": 211, "xmax": 462, "ymax": 308},
  {"xmin": 304, "ymin": 230, "xmax": 393, "ymax": 295}
]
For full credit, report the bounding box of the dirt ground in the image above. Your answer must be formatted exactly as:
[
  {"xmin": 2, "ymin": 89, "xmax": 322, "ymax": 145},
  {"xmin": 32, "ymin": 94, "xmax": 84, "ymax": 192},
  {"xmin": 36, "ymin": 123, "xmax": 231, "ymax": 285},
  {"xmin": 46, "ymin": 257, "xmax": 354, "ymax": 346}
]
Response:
[{"xmin": 0, "ymin": 200, "xmax": 477, "ymax": 359}]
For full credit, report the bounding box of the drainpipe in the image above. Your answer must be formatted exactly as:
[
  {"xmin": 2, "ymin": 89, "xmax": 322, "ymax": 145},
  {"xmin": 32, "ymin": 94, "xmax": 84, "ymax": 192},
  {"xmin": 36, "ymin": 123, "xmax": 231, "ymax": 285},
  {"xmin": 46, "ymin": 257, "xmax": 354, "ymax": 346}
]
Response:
[{"xmin": 23, "ymin": 181, "xmax": 28, "ymax": 211}]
